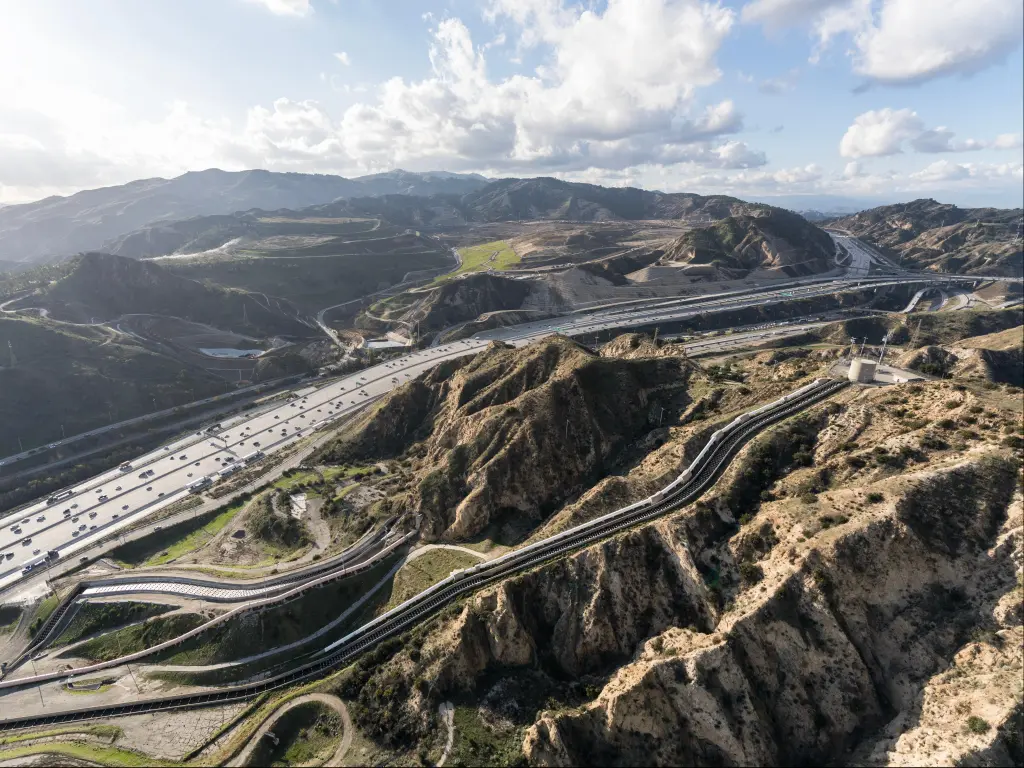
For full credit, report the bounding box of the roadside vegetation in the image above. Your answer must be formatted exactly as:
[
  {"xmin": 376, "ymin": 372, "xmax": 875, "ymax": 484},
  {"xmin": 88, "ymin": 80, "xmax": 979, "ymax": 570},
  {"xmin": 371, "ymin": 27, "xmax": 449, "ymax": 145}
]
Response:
[
  {"xmin": 155, "ymin": 552, "xmax": 402, "ymax": 669},
  {"xmin": 242, "ymin": 700, "xmax": 342, "ymax": 767},
  {"xmin": 386, "ymin": 549, "xmax": 481, "ymax": 609},
  {"xmin": 0, "ymin": 605, "xmax": 21, "ymax": 635},
  {"xmin": 67, "ymin": 612, "xmax": 206, "ymax": 662},
  {"xmin": 109, "ymin": 497, "xmax": 249, "ymax": 567},
  {"xmin": 52, "ymin": 601, "xmax": 172, "ymax": 648},
  {"xmin": 27, "ymin": 594, "xmax": 59, "ymax": 637},
  {"xmin": 437, "ymin": 240, "xmax": 519, "ymax": 283}
]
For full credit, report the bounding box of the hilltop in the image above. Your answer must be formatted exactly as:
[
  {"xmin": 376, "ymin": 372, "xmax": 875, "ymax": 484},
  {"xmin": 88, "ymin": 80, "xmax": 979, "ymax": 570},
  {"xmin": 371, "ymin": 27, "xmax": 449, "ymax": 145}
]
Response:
[
  {"xmin": 0, "ymin": 169, "xmax": 489, "ymax": 265},
  {"xmin": 318, "ymin": 335, "xmax": 696, "ymax": 542},
  {"xmin": 829, "ymin": 198, "xmax": 1023, "ymax": 276},
  {"xmin": 5, "ymin": 252, "xmax": 312, "ymax": 337},
  {"xmin": 658, "ymin": 207, "xmax": 835, "ymax": 278}
]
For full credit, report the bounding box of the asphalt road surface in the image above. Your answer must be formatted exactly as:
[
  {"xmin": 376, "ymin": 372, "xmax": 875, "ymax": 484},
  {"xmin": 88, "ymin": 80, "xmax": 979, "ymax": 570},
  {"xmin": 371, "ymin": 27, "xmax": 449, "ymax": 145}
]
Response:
[{"xmin": 0, "ymin": 250, "xmax": 994, "ymax": 594}]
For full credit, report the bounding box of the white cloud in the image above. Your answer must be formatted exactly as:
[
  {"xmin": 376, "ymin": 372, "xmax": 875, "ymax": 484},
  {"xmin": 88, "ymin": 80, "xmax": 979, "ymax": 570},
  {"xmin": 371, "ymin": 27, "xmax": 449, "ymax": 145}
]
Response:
[
  {"xmin": 840, "ymin": 108, "xmax": 1013, "ymax": 158},
  {"xmin": 992, "ymin": 133, "xmax": 1024, "ymax": 150},
  {"xmin": 843, "ymin": 160, "xmax": 863, "ymax": 178},
  {"xmin": 742, "ymin": 0, "xmax": 1024, "ymax": 84},
  {"xmin": 854, "ymin": 0, "xmax": 1023, "ymax": 83},
  {"xmin": 910, "ymin": 128, "xmax": 984, "ymax": 154},
  {"xmin": 335, "ymin": 1, "xmax": 744, "ymax": 173},
  {"xmin": 839, "ymin": 108, "xmax": 923, "ymax": 158},
  {"xmin": 910, "ymin": 159, "xmax": 1023, "ymax": 184},
  {"xmin": 244, "ymin": 0, "xmax": 312, "ymax": 17},
  {"xmin": 333, "ymin": 51, "xmax": 350, "ymax": 66}
]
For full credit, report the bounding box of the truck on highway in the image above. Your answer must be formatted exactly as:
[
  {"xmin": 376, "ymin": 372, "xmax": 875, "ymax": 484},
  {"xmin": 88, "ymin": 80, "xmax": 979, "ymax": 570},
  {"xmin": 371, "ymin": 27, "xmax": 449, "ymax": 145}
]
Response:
[
  {"xmin": 118, "ymin": 462, "xmax": 133, "ymax": 471},
  {"xmin": 217, "ymin": 465, "xmax": 240, "ymax": 479},
  {"xmin": 46, "ymin": 490, "xmax": 73, "ymax": 505},
  {"xmin": 187, "ymin": 477, "xmax": 213, "ymax": 494},
  {"xmin": 21, "ymin": 555, "xmax": 48, "ymax": 575},
  {"xmin": 241, "ymin": 450, "xmax": 265, "ymax": 465}
]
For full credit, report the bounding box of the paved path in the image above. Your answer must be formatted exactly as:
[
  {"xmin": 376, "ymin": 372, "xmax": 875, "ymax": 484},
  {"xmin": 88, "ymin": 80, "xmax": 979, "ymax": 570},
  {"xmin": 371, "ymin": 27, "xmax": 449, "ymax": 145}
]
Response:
[
  {"xmin": 141, "ymin": 545, "xmax": 485, "ymax": 677},
  {"xmin": 228, "ymin": 692, "xmax": 351, "ymax": 767}
]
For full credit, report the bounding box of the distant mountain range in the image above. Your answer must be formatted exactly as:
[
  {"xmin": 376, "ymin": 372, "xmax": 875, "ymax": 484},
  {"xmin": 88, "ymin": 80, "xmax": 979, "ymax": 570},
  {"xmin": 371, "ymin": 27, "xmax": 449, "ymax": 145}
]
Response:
[
  {"xmin": 0, "ymin": 169, "xmax": 491, "ymax": 265},
  {"xmin": 828, "ymin": 199, "xmax": 1023, "ymax": 276},
  {"xmin": 103, "ymin": 177, "xmax": 777, "ymax": 260}
]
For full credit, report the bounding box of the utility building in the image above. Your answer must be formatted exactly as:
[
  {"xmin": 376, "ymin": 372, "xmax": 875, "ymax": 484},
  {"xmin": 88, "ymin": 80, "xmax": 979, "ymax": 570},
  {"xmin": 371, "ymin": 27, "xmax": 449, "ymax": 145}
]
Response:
[{"xmin": 848, "ymin": 358, "xmax": 877, "ymax": 383}]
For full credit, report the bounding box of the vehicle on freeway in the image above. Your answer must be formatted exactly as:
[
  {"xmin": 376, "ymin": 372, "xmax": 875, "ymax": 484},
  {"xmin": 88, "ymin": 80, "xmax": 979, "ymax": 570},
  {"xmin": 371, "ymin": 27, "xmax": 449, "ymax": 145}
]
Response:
[
  {"xmin": 63, "ymin": 509, "xmax": 71, "ymax": 516},
  {"xmin": 22, "ymin": 538, "xmax": 31, "ymax": 546},
  {"xmin": 88, "ymin": 512, "xmax": 97, "ymax": 518},
  {"xmin": 119, "ymin": 462, "xmax": 133, "ymax": 471},
  {"xmin": 21, "ymin": 555, "xmax": 47, "ymax": 574},
  {"xmin": 4, "ymin": 553, "xmax": 12, "ymax": 560},
  {"xmin": 32, "ymin": 549, "xmax": 40, "ymax": 556},
  {"xmin": 98, "ymin": 495, "xmax": 108, "ymax": 501},
  {"xmin": 47, "ymin": 490, "xmax": 73, "ymax": 505},
  {"xmin": 35, "ymin": 516, "xmax": 44, "ymax": 522},
  {"xmin": 187, "ymin": 477, "xmax": 212, "ymax": 493}
]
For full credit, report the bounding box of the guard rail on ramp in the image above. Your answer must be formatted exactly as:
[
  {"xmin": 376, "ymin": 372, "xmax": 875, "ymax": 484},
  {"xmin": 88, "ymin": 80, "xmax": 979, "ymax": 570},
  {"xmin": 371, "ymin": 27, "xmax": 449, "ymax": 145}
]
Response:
[
  {"xmin": 0, "ymin": 378, "xmax": 848, "ymax": 731},
  {"xmin": 2, "ymin": 520, "xmax": 393, "ymax": 678}
]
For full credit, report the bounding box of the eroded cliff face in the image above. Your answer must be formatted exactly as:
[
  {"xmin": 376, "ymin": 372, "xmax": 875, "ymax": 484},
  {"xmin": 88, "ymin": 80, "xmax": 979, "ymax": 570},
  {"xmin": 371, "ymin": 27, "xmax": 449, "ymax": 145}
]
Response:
[
  {"xmin": 523, "ymin": 454, "xmax": 1022, "ymax": 767},
  {"xmin": 322, "ymin": 336, "xmax": 696, "ymax": 542},
  {"xmin": 341, "ymin": 374, "xmax": 1022, "ymax": 766}
]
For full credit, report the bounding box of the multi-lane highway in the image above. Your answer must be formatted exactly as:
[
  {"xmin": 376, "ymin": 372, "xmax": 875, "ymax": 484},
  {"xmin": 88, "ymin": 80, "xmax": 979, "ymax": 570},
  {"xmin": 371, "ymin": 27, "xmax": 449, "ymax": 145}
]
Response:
[
  {"xmin": 0, "ymin": 235, "xmax": 1015, "ymax": 595},
  {"xmin": 0, "ymin": 377, "xmax": 848, "ymax": 728}
]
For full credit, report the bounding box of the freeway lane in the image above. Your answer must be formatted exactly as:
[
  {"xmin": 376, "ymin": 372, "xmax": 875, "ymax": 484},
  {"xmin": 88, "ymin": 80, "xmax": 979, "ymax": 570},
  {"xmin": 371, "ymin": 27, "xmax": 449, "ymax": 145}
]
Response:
[
  {"xmin": 0, "ymin": 247, "xmax": 984, "ymax": 594},
  {"xmin": 0, "ymin": 341, "xmax": 489, "ymax": 591}
]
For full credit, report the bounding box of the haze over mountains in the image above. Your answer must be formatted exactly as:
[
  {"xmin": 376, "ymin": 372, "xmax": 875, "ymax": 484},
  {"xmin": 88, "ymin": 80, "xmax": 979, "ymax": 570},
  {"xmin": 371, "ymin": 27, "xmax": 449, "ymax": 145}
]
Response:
[{"xmin": 0, "ymin": 169, "xmax": 491, "ymax": 265}]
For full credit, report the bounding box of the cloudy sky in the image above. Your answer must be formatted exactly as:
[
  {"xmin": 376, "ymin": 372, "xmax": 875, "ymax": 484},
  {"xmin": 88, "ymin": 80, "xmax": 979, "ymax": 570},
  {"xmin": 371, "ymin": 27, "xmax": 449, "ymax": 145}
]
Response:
[{"xmin": 1, "ymin": 0, "xmax": 1022, "ymax": 208}]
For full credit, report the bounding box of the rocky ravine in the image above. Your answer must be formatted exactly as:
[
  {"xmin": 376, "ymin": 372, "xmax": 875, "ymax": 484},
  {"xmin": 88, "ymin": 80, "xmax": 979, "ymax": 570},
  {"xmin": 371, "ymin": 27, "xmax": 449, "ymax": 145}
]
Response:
[{"xmin": 338, "ymin": 375, "xmax": 1023, "ymax": 766}]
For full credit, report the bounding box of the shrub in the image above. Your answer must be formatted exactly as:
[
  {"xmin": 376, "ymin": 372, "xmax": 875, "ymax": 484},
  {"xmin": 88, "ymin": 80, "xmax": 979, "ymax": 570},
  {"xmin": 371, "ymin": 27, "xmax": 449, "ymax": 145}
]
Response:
[
  {"xmin": 966, "ymin": 716, "xmax": 990, "ymax": 734},
  {"xmin": 845, "ymin": 455, "xmax": 867, "ymax": 468},
  {"xmin": 866, "ymin": 492, "xmax": 884, "ymax": 504},
  {"xmin": 799, "ymin": 492, "xmax": 818, "ymax": 505},
  {"xmin": 739, "ymin": 561, "xmax": 764, "ymax": 585}
]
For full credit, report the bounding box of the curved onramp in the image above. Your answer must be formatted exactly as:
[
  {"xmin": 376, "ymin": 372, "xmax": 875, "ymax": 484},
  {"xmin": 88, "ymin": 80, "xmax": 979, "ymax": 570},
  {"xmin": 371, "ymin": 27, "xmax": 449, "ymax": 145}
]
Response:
[{"xmin": 228, "ymin": 692, "xmax": 351, "ymax": 767}]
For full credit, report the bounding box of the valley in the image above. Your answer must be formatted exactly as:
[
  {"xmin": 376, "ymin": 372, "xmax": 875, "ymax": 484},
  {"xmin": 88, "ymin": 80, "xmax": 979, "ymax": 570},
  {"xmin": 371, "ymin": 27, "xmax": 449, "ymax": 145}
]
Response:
[{"xmin": 0, "ymin": 172, "xmax": 1020, "ymax": 768}]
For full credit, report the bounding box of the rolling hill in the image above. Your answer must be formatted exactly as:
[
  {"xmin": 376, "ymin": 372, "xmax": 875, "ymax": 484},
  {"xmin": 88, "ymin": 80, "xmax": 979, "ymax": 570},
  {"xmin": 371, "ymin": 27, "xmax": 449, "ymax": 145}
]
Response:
[
  {"xmin": 0, "ymin": 315, "xmax": 232, "ymax": 455},
  {"xmin": 829, "ymin": 198, "xmax": 1023, "ymax": 276},
  {"xmin": 5, "ymin": 252, "xmax": 313, "ymax": 337},
  {"xmin": 659, "ymin": 207, "xmax": 837, "ymax": 278},
  {"xmin": 0, "ymin": 169, "xmax": 489, "ymax": 265}
]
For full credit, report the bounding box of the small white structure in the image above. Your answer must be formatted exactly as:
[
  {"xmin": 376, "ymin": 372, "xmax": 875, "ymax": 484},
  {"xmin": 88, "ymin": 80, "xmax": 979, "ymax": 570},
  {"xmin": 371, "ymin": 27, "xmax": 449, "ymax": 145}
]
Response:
[{"xmin": 848, "ymin": 358, "xmax": 877, "ymax": 383}]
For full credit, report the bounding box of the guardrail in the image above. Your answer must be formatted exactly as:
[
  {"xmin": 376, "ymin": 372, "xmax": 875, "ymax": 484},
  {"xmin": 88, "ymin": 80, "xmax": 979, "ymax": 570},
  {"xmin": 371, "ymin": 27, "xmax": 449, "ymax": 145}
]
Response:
[
  {"xmin": 0, "ymin": 531, "xmax": 417, "ymax": 692},
  {"xmin": 0, "ymin": 377, "xmax": 848, "ymax": 731},
  {"xmin": 4, "ymin": 520, "xmax": 393, "ymax": 675}
]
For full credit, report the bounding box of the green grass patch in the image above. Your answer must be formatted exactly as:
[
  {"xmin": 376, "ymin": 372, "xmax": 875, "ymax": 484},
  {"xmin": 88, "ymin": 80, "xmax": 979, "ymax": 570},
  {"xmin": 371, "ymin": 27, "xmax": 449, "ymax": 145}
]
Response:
[
  {"xmin": 27, "ymin": 594, "xmax": 59, "ymax": 637},
  {"xmin": 110, "ymin": 499, "xmax": 247, "ymax": 567},
  {"xmin": 53, "ymin": 601, "xmax": 172, "ymax": 648},
  {"xmin": 0, "ymin": 724, "xmax": 121, "ymax": 747},
  {"xmin": 449, "ymin": 704, "xmax": 525, "ymax": 766},
  {"xmin": 68, "ymin": 612, "xmax": 206, "ymax": 663},
  {"xmin": 157, "ymin": 553, "xmax": 402, "ymax": 668},
  {"xmin": 274, "ymin": 471, "xmax": 319, "ymax": 491},
  {"xmin": 0, "ymin": 742, "xmax": 169, "ymax": 767},
  {"xmin": 387, "ymin": 549, "xmax": 481, "ymax": 610},
  {"xmin": 243, "ymin": 700, "xmax": 342, "ymax": 767},
  {"xmin": 436, "ymin": 240, "xmax": 520, "ymax": 283}
]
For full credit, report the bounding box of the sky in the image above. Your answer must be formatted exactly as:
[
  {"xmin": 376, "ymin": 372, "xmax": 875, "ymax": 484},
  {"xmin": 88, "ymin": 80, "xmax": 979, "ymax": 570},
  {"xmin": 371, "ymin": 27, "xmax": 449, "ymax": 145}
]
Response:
[{"xmin": 0, "ymin": 0, "xmax": 1022, "ymax": 209}]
